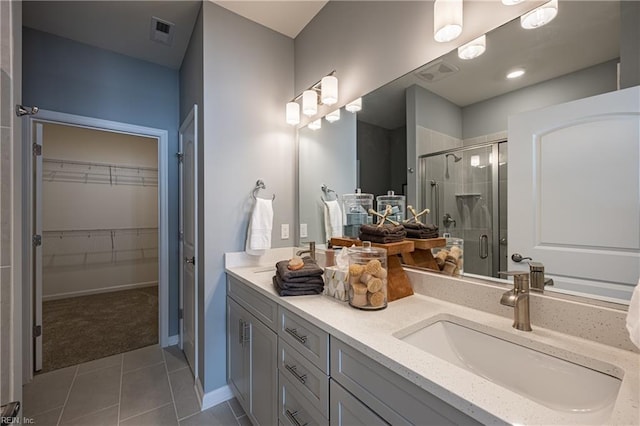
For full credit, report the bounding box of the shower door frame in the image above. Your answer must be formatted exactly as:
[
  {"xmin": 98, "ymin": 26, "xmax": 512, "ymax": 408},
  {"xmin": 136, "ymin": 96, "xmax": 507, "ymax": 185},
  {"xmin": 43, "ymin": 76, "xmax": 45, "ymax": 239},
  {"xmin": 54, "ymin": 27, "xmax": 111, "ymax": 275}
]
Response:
[{"xmin": 418, "ymin": 141, "xmax": 505, "ymax": 278}]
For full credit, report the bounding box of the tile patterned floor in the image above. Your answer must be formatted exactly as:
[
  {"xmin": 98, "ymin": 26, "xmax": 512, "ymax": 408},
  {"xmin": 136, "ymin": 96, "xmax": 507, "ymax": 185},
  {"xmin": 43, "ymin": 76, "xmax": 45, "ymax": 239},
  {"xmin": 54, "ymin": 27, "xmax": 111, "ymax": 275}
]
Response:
[{"xmin": 23, "ymin": 345, "xmax": 249, "ymax": 426}]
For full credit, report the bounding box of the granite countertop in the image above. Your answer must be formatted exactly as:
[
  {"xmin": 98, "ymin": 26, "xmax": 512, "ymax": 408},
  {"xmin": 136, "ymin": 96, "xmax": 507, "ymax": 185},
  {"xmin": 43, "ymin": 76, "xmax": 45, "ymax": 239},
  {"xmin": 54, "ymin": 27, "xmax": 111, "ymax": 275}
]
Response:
[{"xmin": 225, "ymin": 258, "xmax": 639, "ymax": 425}]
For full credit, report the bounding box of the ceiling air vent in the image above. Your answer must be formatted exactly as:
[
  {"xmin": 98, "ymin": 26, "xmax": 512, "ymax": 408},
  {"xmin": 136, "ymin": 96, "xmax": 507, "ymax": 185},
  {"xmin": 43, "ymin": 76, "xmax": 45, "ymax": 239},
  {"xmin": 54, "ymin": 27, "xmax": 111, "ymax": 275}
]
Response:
[
  {"xmin": 414, "ymin": 59, "xmax": 459, "ymax": 83},
  {"xmin": 150, "ymin": 16, "xmax": 175, "ymax": 46}
]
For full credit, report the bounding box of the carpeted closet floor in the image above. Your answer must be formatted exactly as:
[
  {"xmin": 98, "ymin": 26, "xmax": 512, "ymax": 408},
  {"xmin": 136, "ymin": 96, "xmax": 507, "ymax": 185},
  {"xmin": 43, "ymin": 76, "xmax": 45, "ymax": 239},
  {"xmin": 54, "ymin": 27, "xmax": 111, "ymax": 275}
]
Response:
[{"xmin": 41, "ymin": 285, "xmax": 158, "ymax": 373}]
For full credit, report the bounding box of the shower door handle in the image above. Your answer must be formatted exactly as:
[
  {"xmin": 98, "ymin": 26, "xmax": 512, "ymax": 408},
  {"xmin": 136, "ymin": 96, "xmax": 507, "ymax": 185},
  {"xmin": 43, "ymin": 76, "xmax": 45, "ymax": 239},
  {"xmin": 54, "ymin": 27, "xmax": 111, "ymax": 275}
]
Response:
[
  {"xmin": 479, "ymin": 234, "xmax": 489, "ymax": 259},
  {"xmin": 430, "ymin": 180, "xmax": 439, "ymax": 228}
]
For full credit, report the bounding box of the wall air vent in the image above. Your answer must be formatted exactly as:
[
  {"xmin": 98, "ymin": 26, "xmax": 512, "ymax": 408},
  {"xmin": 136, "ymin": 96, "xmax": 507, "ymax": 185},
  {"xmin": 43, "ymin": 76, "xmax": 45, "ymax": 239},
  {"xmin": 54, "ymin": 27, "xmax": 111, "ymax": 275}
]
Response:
[
  {"xmin": 150, "ymin": 16, "xmax": 175, "ymax": 46},
  {"xmin": 414, "ymin": 59, "xmax": 459, "ymax": 83}
]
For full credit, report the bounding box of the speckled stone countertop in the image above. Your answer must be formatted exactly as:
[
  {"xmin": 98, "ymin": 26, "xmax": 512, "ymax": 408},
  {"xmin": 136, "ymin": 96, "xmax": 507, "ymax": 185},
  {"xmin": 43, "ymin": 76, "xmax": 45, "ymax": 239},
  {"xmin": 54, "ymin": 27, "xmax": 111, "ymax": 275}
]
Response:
[{"xmin": 225, "ymin": 249, "xmax": 639, "ymax": 425}]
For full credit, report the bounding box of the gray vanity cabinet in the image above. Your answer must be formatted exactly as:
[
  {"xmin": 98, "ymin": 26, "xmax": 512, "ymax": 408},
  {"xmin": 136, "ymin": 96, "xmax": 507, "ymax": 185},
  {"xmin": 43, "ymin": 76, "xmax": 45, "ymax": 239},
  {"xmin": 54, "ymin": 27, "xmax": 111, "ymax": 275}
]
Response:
[
  {"xmin": 329, "ymin": 379, "xmax": 388, "ymax": 426},
  {"xmin": 227, "ymin": 280, "xmax": 278, "ymax": 426}
]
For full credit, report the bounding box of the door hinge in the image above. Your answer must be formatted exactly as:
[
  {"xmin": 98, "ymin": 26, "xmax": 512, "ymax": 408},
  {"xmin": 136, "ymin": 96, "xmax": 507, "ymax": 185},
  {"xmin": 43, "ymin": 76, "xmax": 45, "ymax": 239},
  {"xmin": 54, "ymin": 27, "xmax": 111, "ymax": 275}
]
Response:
[
  {"xmin": 178, "ymin": 231, "xmax": 184, "ymax": 241},
  {"xmin": 16, "ymin": 104, "xmax": 39, "ymax": 117},
  {"xmin": 33, "ymin": 143, "xmax": 42, "ymax": 156},
  {"xmin": 176, "ymin": 152, "xmax": 184, "ymax": 162},
  {"xmin": 33, "ymin": 325, "xmax": 42, "ymax": 338},
  {"xmin": 178, "ymin": 308, "xmax": 183, "ymax": 320},
  {"xmin": 32, "ymin": 234, "xmax": 42, "ymax": 247}
]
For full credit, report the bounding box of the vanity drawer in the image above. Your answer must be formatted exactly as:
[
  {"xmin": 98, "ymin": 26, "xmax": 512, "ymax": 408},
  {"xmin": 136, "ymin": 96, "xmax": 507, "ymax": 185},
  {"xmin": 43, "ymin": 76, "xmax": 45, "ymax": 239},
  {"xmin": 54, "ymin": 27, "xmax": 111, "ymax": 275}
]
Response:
[
  {"xmin": 330, "ymin": 337, "xmax": 481, "ymax": 425},
  {"xmin": 278, "ymin": 306, "xmax": 329, "ymax": 373},
  {"xmin": 279, "ymin": 338, "xmax": 329, "ymax": 417},
  {"xmin": 279, "ymin": 371, "xmax": 328, "ymax": 426},
  {"xmin": 228, "ymin": 276, "xmax": 278, "ymax": 331}
]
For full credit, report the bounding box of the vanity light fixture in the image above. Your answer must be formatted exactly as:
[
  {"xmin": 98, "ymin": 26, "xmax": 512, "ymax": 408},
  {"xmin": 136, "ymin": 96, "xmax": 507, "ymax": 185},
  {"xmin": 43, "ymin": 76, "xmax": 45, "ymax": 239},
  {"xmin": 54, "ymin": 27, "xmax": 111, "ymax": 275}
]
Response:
[
  {"xmin": 506, "ymin": 69, "xmax": 525, "ymax": 79},
  {"xmin": 286, "ymin": 102, "xmax": 300, "ymax": 125},
  {"xmin": 285, "ymin": 70, "xmax": 338, "ymax": 125},
  {"xmin": 345, "ymin": 98, "xmax": 362, "ymax": 113},
  {"xmin": 302, "ymin": 90, "xmax": 318, "ymax": 116},
  {"xmin": 321, "ymin": 75, "xmax": 338, "ymax": 105},
  {"xmin": 458, "ymin": 34, "xmax": 486, "ymax": 60},
  {"xmin": 308, "ymin": 118, "xmax": 322, "ymax": 130},
  {"xmin": 326, "ymin": 109, "xmax": 341, "ymax": 123},
  {"xmin": 434, "ymin": 0, "xmax": 463, "ymax": 43},
  {"xmin": 521, "ymin": 0, "xmax": 558, "ymax": 29}
]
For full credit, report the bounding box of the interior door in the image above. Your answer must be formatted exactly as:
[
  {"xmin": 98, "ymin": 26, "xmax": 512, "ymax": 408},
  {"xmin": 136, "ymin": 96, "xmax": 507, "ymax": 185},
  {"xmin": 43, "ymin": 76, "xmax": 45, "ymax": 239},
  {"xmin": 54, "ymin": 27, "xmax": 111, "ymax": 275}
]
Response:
[
  {"xmin": 33, "ymin": 122, "xmax": 43, "ymax": 372},
  {"xmin": 509, "ymin": 86, "xmax": 640, "ymax": 300},
  {"xmin": 179, "ymin": 105, "xmax": 198, "ymax": 376}
]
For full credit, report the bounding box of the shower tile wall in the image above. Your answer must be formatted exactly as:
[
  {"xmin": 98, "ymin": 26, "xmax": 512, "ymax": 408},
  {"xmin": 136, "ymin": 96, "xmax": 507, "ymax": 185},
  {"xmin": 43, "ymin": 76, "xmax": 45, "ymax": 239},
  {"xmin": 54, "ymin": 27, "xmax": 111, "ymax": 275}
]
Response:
[{"xmin": 0, "ymin": 0, "xmax": 14, "ymax": 405}]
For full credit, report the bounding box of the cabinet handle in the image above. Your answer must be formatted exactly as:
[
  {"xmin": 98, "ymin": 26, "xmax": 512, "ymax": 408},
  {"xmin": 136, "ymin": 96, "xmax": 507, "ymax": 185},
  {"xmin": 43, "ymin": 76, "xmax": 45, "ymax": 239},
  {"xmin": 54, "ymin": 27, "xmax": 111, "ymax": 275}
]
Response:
[
  {"xmin": 284, "ymin": 364, "xmax": 307, "ymax": 385},
  {"xmin": 242, "ymin": 321, "xmax": 250, "ymax": 345},
  {"xmin": 238, "ymin": 319, "xmax": 244, "ymax": 345},
  {"xmin": 285, "ymin": 409, "xmax": 308, "ymax": 426},
  {"xmin": 284, "ymin": 327, "xmax": 308, "ymax": 344}
]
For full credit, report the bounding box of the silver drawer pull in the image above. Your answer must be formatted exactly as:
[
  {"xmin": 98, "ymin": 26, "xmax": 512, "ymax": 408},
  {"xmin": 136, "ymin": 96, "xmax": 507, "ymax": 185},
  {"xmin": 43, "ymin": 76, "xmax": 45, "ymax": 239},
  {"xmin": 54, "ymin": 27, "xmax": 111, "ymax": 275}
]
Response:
[
  {"xmin": 285, "ymin": 364, "xmax": 307, "ymax": 384},
  {"xmin": 285, "ymin": 327, "xmax": 308, "ymax": 344},
  {"xmin": 285, "ymin": 409, "xmax": 308, "ymax": 426}
]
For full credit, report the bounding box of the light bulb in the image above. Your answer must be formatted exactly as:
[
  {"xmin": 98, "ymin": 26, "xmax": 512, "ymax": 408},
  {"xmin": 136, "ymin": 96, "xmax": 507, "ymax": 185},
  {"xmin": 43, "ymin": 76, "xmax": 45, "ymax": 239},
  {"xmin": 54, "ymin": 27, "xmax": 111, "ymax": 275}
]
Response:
[
  {"xmin": 345, "ymin": 98, "xmax": 362, "ymax": 113},
  {"xmin": 458, "ymin": 34, "xmax": 486, "ymax": 60},
  {"xmin": 326, "ymin": 109, "xmax": 341, "ymax": 123},
  {"xmin": 285, "ymin": 102, "xmax": 300, "ymax": 125},
  {"xmin": 302, "ymin": 90, "xmax": 318, "ymax": 116},
  {"xmin": 434, "ymin": 0, "xmax": 463, "ymax": 43},
  {"xmin": 521, "ymin": 0, "xmax": 558, "ymax": 29},
  {"xmin": 308, "ymin": 119, "xmax": 322, "ymax": 130}
]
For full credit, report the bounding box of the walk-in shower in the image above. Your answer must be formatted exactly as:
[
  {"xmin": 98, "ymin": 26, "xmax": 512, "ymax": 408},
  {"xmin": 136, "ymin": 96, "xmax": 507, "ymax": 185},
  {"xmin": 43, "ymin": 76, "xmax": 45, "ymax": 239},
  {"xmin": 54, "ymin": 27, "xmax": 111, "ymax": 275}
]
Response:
[{"xmin": 420, "ymin": 141, "xmax": 508, "ymax": 278}]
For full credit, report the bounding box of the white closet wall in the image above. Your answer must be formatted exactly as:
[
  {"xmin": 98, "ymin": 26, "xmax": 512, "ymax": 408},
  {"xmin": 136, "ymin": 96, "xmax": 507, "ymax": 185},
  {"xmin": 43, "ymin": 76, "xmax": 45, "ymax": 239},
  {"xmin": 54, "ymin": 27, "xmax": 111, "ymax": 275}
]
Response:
[{"xmin": 42, "ymin": 123, "xmax": 158, "ymax": 300}]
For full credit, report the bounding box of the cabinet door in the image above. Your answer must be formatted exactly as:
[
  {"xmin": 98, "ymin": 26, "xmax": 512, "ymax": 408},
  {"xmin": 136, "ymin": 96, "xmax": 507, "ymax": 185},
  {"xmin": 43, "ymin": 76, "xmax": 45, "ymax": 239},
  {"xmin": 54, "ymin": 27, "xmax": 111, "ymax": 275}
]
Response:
[
  {"xmin": 330, "ymin": 380, "xmax": 388, "ymax": 426},
  {"xmin": 250, "ymin": 315, "xmax": 278, "ymax": 426},
  {"xmin": 228, "ymin": 298, "xmax": 250, "ymax": 408}
]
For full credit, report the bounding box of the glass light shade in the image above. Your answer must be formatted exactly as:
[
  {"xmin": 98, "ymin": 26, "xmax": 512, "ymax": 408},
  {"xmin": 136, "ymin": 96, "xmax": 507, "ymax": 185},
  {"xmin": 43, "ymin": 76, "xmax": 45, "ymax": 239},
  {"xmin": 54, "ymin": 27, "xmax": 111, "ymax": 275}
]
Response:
[
  {"xmin": 501, "ymin": 0, "xmax": 525, "ymax": 5},
  {"xmin": 521, "ymin": 0, "xmax": 558, "ymax": 29},
  {"xmin": 470, "ymin": 155, "xmax": 480, "ymax": 167},
  {"xmin": 326, "ymin": 109, "xmax": 341, "ymax": 123},
  {"xmin": 434, "ymin": 0, "xmax": 463, "ymax": 43},
  {"xmin": 308, "ymin": 118, "xmax": 322, "ymax": 130},
  {"xmin": 458, "ymin": 35, "xmax": 486, "ymax": 60},
  {"xmin": 345, "ymin": 98, "xmax": 362, "ymax": 113},
  {"xmin": 302, "ymin": 90, "xmax": 318, "ymax": 116},
  {"xmin": 285, "ymin": 102, "xmax": 300, "ymax": 125},
  {"xmin": 321, "ymin": 75, "xmax": 338, "ymax": 105}
]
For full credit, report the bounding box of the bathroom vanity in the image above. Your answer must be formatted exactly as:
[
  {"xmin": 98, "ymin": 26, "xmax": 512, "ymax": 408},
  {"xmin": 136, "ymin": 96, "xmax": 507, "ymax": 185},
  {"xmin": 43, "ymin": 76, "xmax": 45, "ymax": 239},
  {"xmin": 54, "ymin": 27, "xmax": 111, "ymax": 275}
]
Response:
[{"xmin": 225, "ymin": 248, "xmax": 639, "ymax": 426}]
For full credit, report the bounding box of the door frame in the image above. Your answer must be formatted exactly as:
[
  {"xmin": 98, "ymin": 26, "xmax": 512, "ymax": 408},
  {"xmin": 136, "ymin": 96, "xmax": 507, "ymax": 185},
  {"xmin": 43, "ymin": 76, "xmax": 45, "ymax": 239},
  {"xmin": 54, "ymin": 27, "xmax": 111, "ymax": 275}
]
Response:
[
  {"xmin": 178, "ymin": 104, "xmax": 198, "ymax": 379},
  {"xmin": 21, "ymin": 109, "xmax": 170, "ymax": 382}
]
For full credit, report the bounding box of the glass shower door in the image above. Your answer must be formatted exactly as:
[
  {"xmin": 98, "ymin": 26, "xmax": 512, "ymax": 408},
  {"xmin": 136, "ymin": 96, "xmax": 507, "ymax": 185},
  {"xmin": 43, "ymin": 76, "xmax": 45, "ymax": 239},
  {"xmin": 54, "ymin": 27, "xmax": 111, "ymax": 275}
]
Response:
[{"xmin": 420, "ymin": 144, "xmax": 500, "ymax": 278}]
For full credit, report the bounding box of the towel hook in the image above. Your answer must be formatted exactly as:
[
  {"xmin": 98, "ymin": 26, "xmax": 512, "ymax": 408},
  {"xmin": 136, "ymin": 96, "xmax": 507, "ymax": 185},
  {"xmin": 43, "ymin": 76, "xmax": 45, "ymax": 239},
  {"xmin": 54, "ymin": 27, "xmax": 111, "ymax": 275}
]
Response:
[{"xmin": 252, "ymin": 179, "xmax": 275, "ymax": 200}]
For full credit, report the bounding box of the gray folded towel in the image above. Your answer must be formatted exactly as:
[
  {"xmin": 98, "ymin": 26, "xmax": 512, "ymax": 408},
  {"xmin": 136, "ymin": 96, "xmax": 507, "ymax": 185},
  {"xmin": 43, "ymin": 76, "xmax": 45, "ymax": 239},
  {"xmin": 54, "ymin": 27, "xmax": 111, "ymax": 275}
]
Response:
[
  {"xmin": 359, "ymin": 224, "xmax": 406, "ymax": 236},
  {"xmin": 273, "ymin": 275, "xmax": 324, "ymax": 296},
  {"xmin": 275, "ymin": 257, "xmax": 323, "ymax": 282}
]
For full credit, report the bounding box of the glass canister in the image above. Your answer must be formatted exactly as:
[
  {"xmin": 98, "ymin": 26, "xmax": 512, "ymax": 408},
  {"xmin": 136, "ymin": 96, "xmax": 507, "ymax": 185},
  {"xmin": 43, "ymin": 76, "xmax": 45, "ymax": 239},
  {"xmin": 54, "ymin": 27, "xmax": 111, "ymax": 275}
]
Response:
[
  {"xmin": 347, "ymin": 242, "xmax": 387, "ymax": 310},
  {"xmin": 432, "ymin": 233, "xmax": 464, "ymax": 276},
  {"xmin": 376, "ymin": 190, "xmax": 405, "ymax": 222},
  {"xmin": 342, "ymin": 189, "xmax": 374, "ymax": 238}
]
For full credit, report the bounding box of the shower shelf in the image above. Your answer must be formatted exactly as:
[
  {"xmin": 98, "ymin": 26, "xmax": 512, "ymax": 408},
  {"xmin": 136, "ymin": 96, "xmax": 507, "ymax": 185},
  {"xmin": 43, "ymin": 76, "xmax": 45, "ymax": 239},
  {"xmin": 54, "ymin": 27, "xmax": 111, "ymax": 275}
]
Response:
[{"xmin": 42, "ymin": 158, "xmax": 158, "ymax": 187}]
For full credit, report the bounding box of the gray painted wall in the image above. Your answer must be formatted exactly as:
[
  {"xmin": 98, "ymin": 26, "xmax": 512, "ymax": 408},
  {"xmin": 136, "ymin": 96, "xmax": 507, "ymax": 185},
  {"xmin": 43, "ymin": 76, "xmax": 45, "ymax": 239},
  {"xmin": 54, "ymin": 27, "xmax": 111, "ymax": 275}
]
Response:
[
  {"xmin": 22, "ymin": 27, "xmax": 181, "ymax": 336},
  {"xmin": 462, "ymin": 60, "xmax": 619, "ymax": 139},
  {"xmin": 299, "ymin": 112, "xmax": 356, "ymax": 245},
  {"xmin": 200, "ymin": 1, "xmax": 294, "ymax": 393},
  {"xmin": 294, "ymin": 1, "xmax": 540, "ymax": 126},
  {"xmin": 620, "ymin": 1, "xmax": 640, "ymax": 89},
  {"xmin": 357, "ymin": 121, "xmax": 406, "ymax": 198}
]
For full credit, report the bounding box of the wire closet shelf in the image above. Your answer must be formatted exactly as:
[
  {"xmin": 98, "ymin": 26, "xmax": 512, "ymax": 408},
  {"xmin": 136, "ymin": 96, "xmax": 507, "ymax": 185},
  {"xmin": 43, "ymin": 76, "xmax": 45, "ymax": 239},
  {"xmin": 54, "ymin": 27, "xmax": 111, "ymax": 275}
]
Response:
[{"xmin": 43, "ymin": 158, "xmax": 158, "ymax": 187}]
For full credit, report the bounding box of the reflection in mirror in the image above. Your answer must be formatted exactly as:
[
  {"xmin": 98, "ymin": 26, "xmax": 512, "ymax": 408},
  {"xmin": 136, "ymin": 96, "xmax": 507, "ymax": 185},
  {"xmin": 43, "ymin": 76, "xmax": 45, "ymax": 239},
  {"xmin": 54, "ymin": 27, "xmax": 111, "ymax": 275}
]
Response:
[{"xmin": 297, "ymin": 1, "xmax": 638, "ymax": 304}]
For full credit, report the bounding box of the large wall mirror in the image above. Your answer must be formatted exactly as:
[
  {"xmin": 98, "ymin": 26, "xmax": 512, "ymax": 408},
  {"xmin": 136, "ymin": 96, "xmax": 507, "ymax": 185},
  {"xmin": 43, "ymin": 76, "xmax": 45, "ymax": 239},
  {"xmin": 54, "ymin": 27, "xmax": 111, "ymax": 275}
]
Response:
[{"xmin": 298, "ymin": 0, "xmax": 639, "ymax": 304}]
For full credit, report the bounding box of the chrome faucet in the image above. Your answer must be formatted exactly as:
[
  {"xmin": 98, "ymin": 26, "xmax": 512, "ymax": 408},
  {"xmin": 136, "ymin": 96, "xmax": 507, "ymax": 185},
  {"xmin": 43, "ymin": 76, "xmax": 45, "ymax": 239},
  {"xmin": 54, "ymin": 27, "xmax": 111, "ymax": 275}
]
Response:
[
  {"xmin": 296, "ymin": 241, "xmax": 316, "ymax": 261},
  {"xmin": 529, "ymin": 262, "xmax": 554, "ymax": 292},
  {"xmin": 500, "ymin": 272, "xmax": 532, "ymax": 331}
]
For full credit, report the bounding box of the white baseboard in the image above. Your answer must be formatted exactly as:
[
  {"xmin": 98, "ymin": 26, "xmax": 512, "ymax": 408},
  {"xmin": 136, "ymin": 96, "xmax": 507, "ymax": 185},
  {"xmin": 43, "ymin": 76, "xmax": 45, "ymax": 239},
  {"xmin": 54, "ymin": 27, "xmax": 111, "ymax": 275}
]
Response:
[
  {"xmin": 42, "ymin": 281, "xmax": 158, "ymax": 301},
  {"xmin": 167, "ymin": 334, "xmax": 180, "ymax": 346},
  {"xmin": 195, "ymin": 379, "xmax": 234, "ymax": 411}
]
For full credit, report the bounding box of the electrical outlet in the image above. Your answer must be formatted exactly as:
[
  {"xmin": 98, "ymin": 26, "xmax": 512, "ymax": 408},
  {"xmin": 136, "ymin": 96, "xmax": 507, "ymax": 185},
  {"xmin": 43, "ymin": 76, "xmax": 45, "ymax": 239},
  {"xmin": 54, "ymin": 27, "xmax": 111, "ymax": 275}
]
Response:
[
  {"xmin": 300, "ymin": 223, "xmax": 308, "ymax": 238},
  {"xmin": 281, "ymin": 224, "xmax": 289, "ymax": 239}
]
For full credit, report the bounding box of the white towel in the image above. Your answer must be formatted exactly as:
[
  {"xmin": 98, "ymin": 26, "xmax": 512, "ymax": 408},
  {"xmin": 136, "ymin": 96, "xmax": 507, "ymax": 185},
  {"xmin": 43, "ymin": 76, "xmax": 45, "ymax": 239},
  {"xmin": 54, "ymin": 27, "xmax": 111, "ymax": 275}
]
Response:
[
  {"xmin": 626, "ymin": 279, "xmax": 640, "ymax": 349},
  {"xmin": 323, "ymin": 199, "xmax": 343, "ymax": 240},
  {"xmin": 246, "ymin": 197, "xmax": 273, "ymax": 256}
]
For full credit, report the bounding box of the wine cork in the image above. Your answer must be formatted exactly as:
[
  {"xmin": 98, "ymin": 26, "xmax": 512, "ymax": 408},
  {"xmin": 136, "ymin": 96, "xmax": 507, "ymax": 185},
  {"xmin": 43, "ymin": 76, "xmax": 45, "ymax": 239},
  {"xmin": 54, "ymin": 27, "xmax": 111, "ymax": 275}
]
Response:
[
  {"xmin": 365, "ymin": 259, "xmax": 383, "ymax": 276},
  {"xmin": 367, "ymin": 291, "xmax": 385, "ymax": 308},
  {"xmin": 367, "ymin": 277, "xmax": 383, "ymax": 293},
  {"xmin": 360, "ymin": 273, "xmax": 373, "ymax": 284},
  {"xmin": 350, "ymin": 283, "xmax": 368, "ymax": 307}
]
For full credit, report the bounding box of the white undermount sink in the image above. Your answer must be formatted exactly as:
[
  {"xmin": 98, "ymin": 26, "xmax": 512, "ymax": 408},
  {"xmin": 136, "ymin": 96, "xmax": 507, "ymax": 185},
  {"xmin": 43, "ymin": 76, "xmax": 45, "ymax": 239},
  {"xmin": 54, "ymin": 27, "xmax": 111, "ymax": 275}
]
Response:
[{"xmin": 396, "ymin": 317, "xmax": 622, "ymax": 421}]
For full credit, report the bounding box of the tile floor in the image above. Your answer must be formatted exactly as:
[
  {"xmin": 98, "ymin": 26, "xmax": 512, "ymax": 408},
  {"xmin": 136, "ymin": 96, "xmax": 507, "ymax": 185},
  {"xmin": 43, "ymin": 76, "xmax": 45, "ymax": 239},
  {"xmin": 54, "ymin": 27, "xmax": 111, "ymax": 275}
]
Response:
[{"xmin": 23, "ymin": 345, "xmax": 251, "ymax": 426}]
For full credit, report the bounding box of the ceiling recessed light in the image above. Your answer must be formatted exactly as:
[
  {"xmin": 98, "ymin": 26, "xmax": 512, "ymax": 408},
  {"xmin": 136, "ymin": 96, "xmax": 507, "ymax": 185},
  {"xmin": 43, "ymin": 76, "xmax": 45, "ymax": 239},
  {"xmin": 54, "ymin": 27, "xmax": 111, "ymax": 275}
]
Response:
[{"xmin": 506, "ymin": 69, "xmax": 525, "ymax": 79}]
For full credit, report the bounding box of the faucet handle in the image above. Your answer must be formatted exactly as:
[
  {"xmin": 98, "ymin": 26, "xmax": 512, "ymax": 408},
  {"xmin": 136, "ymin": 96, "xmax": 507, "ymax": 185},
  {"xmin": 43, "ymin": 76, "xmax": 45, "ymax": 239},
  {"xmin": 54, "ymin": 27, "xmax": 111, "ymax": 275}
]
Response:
[{"xmin": 498, "ymin": 271, "xmax": 530, "ymax": 292}]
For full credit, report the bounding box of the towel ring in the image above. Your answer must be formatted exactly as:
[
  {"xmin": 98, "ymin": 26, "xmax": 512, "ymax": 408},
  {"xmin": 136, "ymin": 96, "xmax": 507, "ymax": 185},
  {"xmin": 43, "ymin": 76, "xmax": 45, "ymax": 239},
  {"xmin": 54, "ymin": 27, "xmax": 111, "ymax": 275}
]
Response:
[
  {"xmin": 321, "ymin": 184, "xmax": 338, "ymax": 202},
  {"xmin": 252, "ymin": 179, "xmax": 275, "ymax": 201}
]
